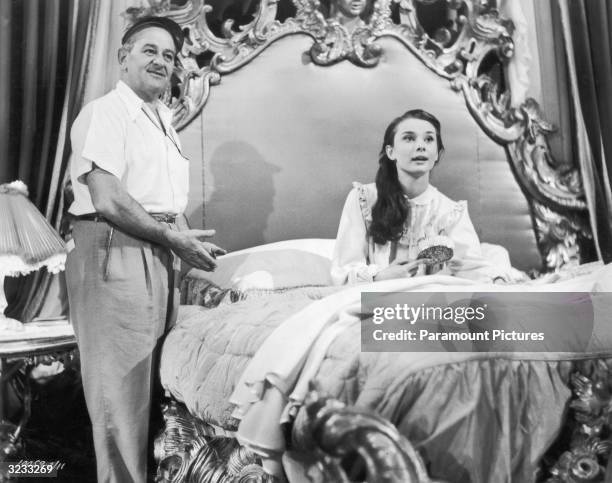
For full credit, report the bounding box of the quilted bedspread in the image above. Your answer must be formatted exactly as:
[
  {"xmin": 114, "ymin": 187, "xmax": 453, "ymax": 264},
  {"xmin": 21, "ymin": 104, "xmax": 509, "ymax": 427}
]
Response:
[
  {"xmin": 160, "ymin": 287, "xmax": 341, "ymax": 428},
  {"xmin": 160, "ymin": 264, "xmax": 612, "ymax": 482}
]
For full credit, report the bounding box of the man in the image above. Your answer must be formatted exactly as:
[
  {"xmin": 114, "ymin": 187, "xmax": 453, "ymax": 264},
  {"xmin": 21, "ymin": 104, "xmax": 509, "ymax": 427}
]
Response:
[{"xmin": 66, "ymin": 16, "xmax": 224, "ymax": 482}]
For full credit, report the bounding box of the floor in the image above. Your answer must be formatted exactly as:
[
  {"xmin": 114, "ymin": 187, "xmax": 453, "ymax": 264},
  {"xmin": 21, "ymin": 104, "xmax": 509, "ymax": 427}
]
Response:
[
  {"xmin": 15, "ymin": 365, "xmax": 164, "ymax": 483},
  {"xmin": 17, "ymin": 367, "xmax": 96, "ymax": 482}
]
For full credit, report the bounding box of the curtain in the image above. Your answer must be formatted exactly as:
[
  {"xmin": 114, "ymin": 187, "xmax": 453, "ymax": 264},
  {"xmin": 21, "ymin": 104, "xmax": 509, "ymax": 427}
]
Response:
[
  {"xmin": 556, "ymin": 0, "xmax": 612, "ymax": 263},
  {"xmin": 1, "ymin": 0, "xmax": 96, "ymax": 321},
  {"xmin": 2, "ymin": 0, "xmax": 148, "ymax": 322},
  {"xmin": 1, "ymin": 0, "xmax": 66, "ymax": 199},
  {"xmin": 1, "ymin": 0, "xmax": 84, "ymax": 321}
]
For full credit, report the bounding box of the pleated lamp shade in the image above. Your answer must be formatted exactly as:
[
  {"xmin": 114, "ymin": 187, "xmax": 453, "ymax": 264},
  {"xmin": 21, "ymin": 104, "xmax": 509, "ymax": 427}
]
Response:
[{"xmin": 0, "ymin": 181, "xmax": 66, "ymax": 277}]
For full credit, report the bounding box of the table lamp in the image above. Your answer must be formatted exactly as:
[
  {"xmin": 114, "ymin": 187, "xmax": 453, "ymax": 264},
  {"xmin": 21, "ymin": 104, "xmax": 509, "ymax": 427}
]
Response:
[{"xmin": 0, "ymin": 181, "xmax": 66, "ymax": 330}]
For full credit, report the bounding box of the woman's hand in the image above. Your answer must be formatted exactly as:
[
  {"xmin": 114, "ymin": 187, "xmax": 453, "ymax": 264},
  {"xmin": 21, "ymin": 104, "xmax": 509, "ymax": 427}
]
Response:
[{"xmin": 373, "ymin": 258, "xmax": 433, "ymax": 282}]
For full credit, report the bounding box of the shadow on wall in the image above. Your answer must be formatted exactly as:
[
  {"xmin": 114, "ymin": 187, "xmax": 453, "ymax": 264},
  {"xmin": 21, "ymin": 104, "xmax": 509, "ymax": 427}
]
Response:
[{"xmin": 208, "ymin": 141, "xmax": 280, "ymax": 250}]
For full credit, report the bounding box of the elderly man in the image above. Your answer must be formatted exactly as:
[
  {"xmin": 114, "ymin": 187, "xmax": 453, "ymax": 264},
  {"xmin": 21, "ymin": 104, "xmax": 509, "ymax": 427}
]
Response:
[{"xmin": 66, "ymin": 16, "xmax": 223, "ymax": 482}]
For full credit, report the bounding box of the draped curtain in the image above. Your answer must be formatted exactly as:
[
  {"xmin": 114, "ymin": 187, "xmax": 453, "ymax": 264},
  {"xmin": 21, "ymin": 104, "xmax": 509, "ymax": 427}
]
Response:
[
  {"xmin": 556, "ymin": 0, "xmax": 612, "ymax": 263},
  {"xmin": 0, "ymin": 0, "xmax": 91, "ymax": 321},
  {"xmin": 0, "ymin": 0, "xmax": 72, "ymax": 205},
  {"xmin": 0, "ymin": 0, "xmax": 154, "ymax": 322}
]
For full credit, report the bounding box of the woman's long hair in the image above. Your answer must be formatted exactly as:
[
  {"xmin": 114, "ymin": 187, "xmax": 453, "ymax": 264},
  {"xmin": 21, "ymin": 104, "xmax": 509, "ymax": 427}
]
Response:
[{"xmin": 369, "ymin": 109, "xmax": 444, "ymax": 245}]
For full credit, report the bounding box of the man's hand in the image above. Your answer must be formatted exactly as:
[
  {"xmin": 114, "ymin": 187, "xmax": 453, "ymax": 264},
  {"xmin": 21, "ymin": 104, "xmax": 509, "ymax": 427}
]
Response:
[
  {"xmin": 373, "ymin": 258, "xmax": 433, "ymax": 282},
  {"xmin": 165, "ymin": 229, "xmax": 226, "ymax": 271},
  {"xmin": 87, "ymin": 167, "xmax": 226, "ymax": 270}
]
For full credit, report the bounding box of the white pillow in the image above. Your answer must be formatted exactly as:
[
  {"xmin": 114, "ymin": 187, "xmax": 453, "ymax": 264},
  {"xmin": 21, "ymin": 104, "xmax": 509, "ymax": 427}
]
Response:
[{"xmin": 219, "ymin": 239, "xmax": 335, "ymax": 261}]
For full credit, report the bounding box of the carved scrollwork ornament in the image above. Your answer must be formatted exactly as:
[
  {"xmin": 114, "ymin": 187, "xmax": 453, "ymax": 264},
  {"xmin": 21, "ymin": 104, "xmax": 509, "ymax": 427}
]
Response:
[
  {"xmin": 546, "ymin": 362, "xmax": 612, "ymax": 482},
  {"xmin": 122, "ymin": 0, "xmax": 521, "ymax": 119},
  {"xmin": 154, "ymin": 401, "xmax": 280, "ymax": 482},
  {"xmin": 291, "ymin": 390, "xmax": 442, "ymax": 482},
  {"xmin": 531, "ymin": 201, "xmax": 591, "ymax": 271},
  {"xmin": 547, "ymin": 443, "xmax": 608, "ymax": 483},
  {"xmin": 505, "ymin": 100, "xmax": 586, "ymax": 209}
]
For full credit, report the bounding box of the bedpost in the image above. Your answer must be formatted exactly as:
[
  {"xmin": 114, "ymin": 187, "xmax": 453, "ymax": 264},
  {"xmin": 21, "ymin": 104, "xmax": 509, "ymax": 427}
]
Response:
[
  {"xmin": 544, "ymin": 359, "xmax": 612, "ymax": 482},
  {"xmin": 290, "ymin": 391, "xmax": 443, "ymax": 482},
  {"xmin": 154, "ymin": 400, "xmax": 280, "ymax": 482}
]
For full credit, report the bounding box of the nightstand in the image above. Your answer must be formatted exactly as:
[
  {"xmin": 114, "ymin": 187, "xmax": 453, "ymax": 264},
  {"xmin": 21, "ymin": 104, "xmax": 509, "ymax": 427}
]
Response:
[{"xmin": 0, "ymin": 319, "xmax": 76, "ymax": 462}]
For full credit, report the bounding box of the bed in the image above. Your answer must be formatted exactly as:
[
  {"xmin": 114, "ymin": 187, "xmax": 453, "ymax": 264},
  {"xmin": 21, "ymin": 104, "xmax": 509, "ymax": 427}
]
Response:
[{"xmin": 121, "ymin": 1, "xmax": 612, "ymax": 481}]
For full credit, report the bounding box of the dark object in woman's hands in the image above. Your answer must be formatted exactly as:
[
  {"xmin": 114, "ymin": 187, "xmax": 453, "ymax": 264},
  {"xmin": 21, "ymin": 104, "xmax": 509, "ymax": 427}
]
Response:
[{"xmin": 416, "ymin": 236, "xmax": 454, "ymax": 265}]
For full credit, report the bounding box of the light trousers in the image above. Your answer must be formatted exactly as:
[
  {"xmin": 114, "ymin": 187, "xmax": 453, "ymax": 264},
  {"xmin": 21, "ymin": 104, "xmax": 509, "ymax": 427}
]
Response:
[{"xmin": 66, "ymin": 220, "xmax": 179, "ymax": 483}]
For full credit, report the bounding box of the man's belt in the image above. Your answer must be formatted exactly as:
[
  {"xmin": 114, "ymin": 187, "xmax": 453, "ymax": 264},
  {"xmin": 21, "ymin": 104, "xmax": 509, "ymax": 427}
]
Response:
[{"xmin": 74, "ymin": 213, "xmax": 177, "ymax": 224}]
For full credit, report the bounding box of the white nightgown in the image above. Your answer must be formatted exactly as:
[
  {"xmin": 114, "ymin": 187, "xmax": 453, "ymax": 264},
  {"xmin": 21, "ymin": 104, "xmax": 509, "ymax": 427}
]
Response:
[{"xmin": 331, "ymin": 182, "xmax": 513, "ymax": 285}]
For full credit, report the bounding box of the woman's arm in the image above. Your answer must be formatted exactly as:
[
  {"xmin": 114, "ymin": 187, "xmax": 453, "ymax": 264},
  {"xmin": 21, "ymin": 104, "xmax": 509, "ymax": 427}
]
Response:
[
  {"xmin": 447, "ymin": 202, "xmax": 483, "ymax": 259},
  {"xmin": 447, "ymin": 203, "xmax": 525, "ymax": 282},
  {"xmin": 331, "ymin": 188, "xmax": 381, "ymax": 285}
]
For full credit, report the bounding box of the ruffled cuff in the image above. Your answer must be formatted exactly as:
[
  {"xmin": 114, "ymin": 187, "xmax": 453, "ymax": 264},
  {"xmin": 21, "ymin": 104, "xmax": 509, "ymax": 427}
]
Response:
[{"xmin": 348, "ymin": 264, "xmax": 381, "ymax": 284}]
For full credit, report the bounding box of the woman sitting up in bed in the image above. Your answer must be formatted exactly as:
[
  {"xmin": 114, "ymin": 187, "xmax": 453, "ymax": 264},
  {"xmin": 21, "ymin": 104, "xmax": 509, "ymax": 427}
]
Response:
[{"xmin": 332, "ymin": 108, "xmax": 522, "ymax": 285}]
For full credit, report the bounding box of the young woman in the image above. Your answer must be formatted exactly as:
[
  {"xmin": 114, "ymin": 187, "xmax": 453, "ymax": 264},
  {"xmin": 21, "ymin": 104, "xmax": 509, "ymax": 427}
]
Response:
[{"xmin": 331, "ymin": 109, "xmax": 513, "ymax": 285}]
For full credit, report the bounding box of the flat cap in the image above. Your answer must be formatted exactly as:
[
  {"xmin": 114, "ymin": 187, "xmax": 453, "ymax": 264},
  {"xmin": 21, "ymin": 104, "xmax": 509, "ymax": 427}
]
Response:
[{"xmin": 122, "ymin": 16, "xmax": 184, "ymax": 52}]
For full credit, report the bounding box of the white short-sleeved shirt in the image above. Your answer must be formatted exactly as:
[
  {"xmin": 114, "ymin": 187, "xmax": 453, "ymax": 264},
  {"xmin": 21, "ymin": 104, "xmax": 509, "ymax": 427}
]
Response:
[{"xmin": 69, "ymin": 80, "xmax": 189, "ymax": 215}]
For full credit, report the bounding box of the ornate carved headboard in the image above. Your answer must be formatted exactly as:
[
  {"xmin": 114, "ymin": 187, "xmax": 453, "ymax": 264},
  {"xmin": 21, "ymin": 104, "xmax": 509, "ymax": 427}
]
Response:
[{"xmin": 126, "ymin": 0, "xmax": 590, "ymax": 272}]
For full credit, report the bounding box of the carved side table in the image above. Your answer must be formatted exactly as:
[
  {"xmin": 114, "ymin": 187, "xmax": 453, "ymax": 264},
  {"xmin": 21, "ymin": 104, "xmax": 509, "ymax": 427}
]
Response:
[{"xmin": 0, "ymin": 319, "xmax": 76, "ymax": 465}]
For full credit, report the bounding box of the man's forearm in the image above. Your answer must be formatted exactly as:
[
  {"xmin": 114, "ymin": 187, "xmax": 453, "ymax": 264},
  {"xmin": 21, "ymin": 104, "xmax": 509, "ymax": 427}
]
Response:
[
  {"xmin": 86, "ymin": 167, "xmax": 173, "ymax": 247},
  {"xmin": 85, "ymin": 166, "xmax": 222, "ymax": 271},
  {"xmin": 101, "ymin": 193, "xmax": 173, "ymax": 245}
]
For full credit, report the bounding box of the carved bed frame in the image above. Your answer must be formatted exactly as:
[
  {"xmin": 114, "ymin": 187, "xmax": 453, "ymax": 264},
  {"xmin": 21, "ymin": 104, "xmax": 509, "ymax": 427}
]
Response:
[
  {"xmin": 119, "ymin": 1, "xmax": 610, "ymax": 481},
  {"xmin": 154, "ymin": 361, "xmax": 612, "ymax": 482}
]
